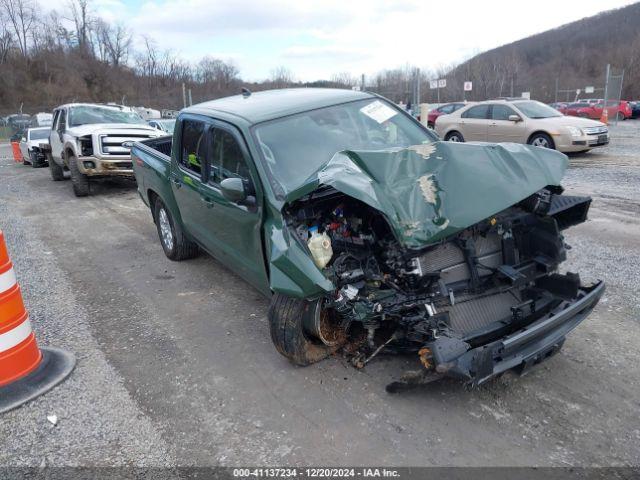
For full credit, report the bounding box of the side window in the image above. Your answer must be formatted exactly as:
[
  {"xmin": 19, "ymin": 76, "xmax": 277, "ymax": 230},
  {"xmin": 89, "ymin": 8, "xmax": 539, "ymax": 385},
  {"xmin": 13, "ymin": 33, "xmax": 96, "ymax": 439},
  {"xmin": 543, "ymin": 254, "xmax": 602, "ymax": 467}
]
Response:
[
  {"xmin": 491, "ymin": 105, "xmax": 516, "ymax": 120},
  {"xmin": 208, "ymin": 128, "xmax": 250, "ymax": 186},
  {"xmin": 462, "ymin": 105, "xmax": 490, "ymax": 119},
  {"xmin": 180, "ymin": 119, "xmax": 206, "ymax": 176},
  {"xmin": 57, "ymin": 110, "xmax": 66, "ymax": 131},
  {"xmin": 440, "ymin": 105, "xmax": 454, "ymax": 114},
  {"xmin": 52, "ymin": 111, "xmax": 60, "ymax": 130}
]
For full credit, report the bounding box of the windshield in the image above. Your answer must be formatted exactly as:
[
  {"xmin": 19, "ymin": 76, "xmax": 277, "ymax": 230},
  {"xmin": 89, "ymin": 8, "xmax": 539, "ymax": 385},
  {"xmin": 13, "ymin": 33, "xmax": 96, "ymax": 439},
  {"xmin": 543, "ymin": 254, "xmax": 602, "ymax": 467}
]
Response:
[
  {"xmin": 29, "ymin": 129, "xmax": 49, "ymax": 140},
  {"xmin": 68, "ymin": 106, "xmax": 145, "ymax": 127},
  {"xmin": 513, "ymin": 101, "xmax": 563, "ymax": 119},
  {"xmin": 254, "ymin": 98, "xmax": 435, "ymax": 196},
  {"xmin": 158, "ymin": 119, "xmax": 176, "ymax": 133}
]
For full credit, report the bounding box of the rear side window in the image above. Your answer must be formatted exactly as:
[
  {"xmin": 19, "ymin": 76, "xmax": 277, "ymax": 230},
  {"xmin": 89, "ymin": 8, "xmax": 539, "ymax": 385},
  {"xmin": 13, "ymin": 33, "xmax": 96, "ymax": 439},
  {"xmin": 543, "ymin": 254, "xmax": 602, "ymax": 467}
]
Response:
[
  {"xmin": 462, "ymin": 105, "xmax": 490, "ymax": 119},
  {"xmin": 57, "ymin": 110, "xmax": 67, "ymax": 131},
  {"xmin": 451, "ymin": 103, "xmax": 465, "ymax": 112},
  {"xmin": 208, "ymin": 129, "xmax": 250, "ymax": 186},
  {"xmin": 180, "ymin": 119, "xmax": 206, "ymax": 176},
  {"xmin": 439, "ymin": 104, "xmax": 455, "ymax": 114},
  {"xmin": 491, "ymin": 105, "xmax": 517, "ymax": 120}
]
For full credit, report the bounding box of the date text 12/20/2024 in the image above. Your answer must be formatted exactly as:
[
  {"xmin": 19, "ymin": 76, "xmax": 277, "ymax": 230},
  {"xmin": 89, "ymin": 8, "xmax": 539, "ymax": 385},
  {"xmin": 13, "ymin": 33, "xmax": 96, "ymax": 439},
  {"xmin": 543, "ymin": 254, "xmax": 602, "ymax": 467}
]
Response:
[{"xmin": 233, "ymin": 468, "xmax": 400, "ymax": 478}]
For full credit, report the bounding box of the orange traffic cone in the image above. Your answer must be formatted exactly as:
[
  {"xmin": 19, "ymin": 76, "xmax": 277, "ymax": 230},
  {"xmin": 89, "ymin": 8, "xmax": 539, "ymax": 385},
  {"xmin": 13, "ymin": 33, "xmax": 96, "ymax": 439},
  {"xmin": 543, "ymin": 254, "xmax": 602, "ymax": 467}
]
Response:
[
  {"xmin": 11, "ymin": 142, "xmax": 23, "ymax": 163},
  {"xmin": 0, "ymin": 230, "xmax": 75, "ymax": 414},
  {"xmin": 600, "ymin": 108, "xmax": 609, "ymax": 125}
]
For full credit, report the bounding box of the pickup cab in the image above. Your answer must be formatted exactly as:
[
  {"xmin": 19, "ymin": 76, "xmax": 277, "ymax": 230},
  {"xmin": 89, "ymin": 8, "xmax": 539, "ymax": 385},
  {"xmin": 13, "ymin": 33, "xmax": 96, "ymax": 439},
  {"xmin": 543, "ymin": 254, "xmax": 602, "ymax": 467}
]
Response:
[{"xmin": 131, "ymin": 88, "xmax": 603, "ymax": 390}]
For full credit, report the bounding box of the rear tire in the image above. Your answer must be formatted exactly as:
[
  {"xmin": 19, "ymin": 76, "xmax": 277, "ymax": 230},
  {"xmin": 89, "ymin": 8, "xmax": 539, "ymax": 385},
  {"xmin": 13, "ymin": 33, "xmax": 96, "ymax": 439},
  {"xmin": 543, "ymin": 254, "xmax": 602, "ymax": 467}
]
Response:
[
  {"xmin": 153, "ymin": 197, "xmax": 198, "ymax": 261},
  {"xmin": 68, "ymin": 155, "xmax": 89, "ymax": 197},
  {"xmin": 445, "ymin": 131, "xmax": 464, "ymax": 142},
  {"xmin": 49, "ymin": 157, "xmax": 65, "ymax": 181},
  {"xmin": 528, "ymin": 132, "xmax": 555, "ymax": 150},
  {"xmin": 268, "ymin": 293, "xmax": 340, "ymax": 366}
]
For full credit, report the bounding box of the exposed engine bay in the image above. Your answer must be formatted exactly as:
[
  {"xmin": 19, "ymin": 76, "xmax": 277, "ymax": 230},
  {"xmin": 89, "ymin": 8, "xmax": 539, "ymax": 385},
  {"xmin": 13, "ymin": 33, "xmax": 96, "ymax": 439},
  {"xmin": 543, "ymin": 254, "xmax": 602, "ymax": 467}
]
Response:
[{"xmin": 285, "ymin": 184, "xmax": 596, "ymax": 389}]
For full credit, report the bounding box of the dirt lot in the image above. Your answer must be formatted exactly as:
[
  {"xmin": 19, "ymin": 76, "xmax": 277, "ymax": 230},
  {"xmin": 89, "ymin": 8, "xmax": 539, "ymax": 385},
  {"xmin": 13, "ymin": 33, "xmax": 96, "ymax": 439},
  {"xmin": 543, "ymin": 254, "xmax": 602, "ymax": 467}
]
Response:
[{"xmin": 1, "ymin": 122, "xmax": 639, "ymax": 467}]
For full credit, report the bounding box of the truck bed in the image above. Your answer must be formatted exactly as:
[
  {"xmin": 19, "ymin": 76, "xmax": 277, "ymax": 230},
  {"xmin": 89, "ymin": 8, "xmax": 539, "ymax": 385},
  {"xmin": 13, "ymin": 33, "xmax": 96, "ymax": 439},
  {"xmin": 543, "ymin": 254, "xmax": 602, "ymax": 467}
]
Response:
[{"xmin": 138, "ymin": 136, "xmax": 172, "ymax": 158}]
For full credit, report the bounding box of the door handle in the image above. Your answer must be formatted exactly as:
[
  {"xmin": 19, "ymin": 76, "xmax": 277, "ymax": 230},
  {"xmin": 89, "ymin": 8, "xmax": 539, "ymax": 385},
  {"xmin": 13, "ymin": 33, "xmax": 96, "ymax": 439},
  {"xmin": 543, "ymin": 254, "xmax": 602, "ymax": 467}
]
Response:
[
  {"xmin": 200, "ymin": 196, "xmax": 215, "ymax": 208},
  {"xmin": 170, "ymin": 177, "xmax": 182, "ymax": 189}
]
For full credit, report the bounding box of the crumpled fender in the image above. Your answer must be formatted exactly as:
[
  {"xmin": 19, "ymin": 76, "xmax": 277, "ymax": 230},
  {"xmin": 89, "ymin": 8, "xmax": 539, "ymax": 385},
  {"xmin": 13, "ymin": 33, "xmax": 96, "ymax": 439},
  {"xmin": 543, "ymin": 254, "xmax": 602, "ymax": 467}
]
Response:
[
  {"xmin": 265, "ymin": 216, "xmax": 335, "ymax": 298},
  {"xmin": 286, "ymin": 141, "xmax": 568, "ymax": 249}
]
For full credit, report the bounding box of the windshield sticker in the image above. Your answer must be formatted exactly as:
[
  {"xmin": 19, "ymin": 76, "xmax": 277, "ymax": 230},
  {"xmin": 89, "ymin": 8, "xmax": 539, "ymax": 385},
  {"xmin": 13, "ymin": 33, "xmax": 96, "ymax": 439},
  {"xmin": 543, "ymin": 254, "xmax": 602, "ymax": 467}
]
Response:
[{"xmin": 360, "ymin": 100, "xmax": 398, "ymax": 124}]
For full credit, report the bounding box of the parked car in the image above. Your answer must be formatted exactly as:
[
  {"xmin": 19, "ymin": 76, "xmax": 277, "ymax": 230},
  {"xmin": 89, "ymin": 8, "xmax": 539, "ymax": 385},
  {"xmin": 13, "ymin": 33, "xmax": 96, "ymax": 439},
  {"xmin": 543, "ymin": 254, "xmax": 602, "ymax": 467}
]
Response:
[
  {"xmin": 630, "ymin": 101, "xmax": 640, "ymax": 119},
  {"xmin": 30, "ymin": 112, "xmax": 53, "ymax": 128},
  {"xmin": 19, "ymin": 127, "xmax": 50, "ymax": 167},
  {"xmin": 436, "ymin": 99, "xmax": 609, "ymax": 153},
  {"xmin": 594, "ymin": 100, "xmax": 632, "ymax": 120},
  {"xmin": 148, "ymin": 118, "xmax": 176, "ymax": 135},
  {"xmin": 549, "ymin": 102, "xmax": 568, "ymax": 113},
  {"xmin": 563, "ymin": 102, "xmax": 597, "ymax": 118},
  {"xmin": 426, "ymin": 102, "xmax": 466, "ymax": 128},
  {"xmin": 47, "ymin": 103, "xmax": 163, "ymax": 196},
  {"xmin": 7, "ymin": 113, "xmax": 31, "ymax": 133},
  {"xmin": 131, "ymin": 88, "xmax": 603, "ymax": 389}
]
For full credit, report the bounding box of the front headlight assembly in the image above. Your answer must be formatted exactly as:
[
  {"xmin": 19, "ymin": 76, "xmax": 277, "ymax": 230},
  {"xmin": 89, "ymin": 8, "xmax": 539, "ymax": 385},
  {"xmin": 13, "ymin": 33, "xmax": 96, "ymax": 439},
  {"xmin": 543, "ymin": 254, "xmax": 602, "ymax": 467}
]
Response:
[{"xmin": 566, "ymin": 126, "xmax": 583, "ymax": 137}]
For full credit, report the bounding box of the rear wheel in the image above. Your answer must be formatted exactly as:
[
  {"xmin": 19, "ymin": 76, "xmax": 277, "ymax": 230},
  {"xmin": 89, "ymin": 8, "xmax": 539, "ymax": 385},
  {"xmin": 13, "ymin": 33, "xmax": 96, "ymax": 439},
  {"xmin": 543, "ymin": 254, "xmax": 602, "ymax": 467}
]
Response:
[
  {"xmin": 268, "ymin": 293, "xmax": 346, "ymax": 366},
  {"xmin": 445, "ymin": 131, "xmax": 464, "ymax": 142},
  {"xmin": 153, "ymin": 197, "xmax": 198, "ymax": 261},
  {"xmin": 528, "ymin": 133, "xmax": 555, "ymax": 150},
  {"xmin": 49, "ymin": 157, "xmax": 65, "ymax": 181},
  {"xmin": 68, "ymin": 155, "xmax": 89, "ymax": 197}
]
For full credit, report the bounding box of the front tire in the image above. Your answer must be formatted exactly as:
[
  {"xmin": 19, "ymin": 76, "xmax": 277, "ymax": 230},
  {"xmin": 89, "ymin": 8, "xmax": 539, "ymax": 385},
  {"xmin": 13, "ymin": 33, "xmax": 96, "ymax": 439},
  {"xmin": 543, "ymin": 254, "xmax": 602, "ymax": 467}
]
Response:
[
  {"xmin": 528, "ymin": 132, "xmax": 555, "ymax": 150},
  {"xmin": 29, "ymin": 151, "xmax": 37, "ymax": 168},
  {"xmin": 153, "ymin": 197, "xmax": 198, "ymax": 261},
  {"xmin": 445, "ymin": 131, "xmax": 464, "ymax": 142},
  {"xmin": 68, "ymin": 155, "xmax": 89, "ymax": 197},
  {"xmin": 49, "ymin": 158, "xmax": 65, "ymax": 181},
  {"xmin": 269, "ymin": 294, "xmax": 343, "ymax": 366}
]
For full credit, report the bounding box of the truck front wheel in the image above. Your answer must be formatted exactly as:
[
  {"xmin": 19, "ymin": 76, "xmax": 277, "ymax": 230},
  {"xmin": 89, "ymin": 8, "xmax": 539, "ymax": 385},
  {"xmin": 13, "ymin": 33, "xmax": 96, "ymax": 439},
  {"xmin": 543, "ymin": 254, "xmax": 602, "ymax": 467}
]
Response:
[
  {"xmin": 268, "ymin": 293, "xmax": 346, "ymax": 366},
  {"xmin": 68, "ymin": 155, "xmax": 89, "ymax": 196},
  {"xmin": 153, "ymin": 197, "xmax": 198, "ymax": 261},
  {"xmin": 49, "ymin": 158, "xmax": 65, "ymax": 181}
]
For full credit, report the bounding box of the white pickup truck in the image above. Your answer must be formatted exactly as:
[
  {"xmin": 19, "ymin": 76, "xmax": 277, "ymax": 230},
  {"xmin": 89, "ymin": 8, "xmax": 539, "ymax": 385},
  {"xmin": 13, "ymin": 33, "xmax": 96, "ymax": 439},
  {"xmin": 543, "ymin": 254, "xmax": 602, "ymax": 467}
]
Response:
[{"xmin": 48, "ymin": 103, "xmax": 163, "ymax": 196}]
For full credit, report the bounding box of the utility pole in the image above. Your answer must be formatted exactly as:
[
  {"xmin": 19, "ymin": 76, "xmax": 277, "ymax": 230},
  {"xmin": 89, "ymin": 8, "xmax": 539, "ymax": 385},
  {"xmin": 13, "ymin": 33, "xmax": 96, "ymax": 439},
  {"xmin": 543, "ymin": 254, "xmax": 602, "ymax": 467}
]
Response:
[
  {"xmin": 415, "ymin": 68, "xmax": 421, "ymax": 107},
  {"xmin": 361, "ymin": 74, "xmax": 365, "ymax": 91},
  {"xmin": 188, "ymin": 89, "xmax": 193, "ymax": 106},
  {"xmin": 182, "ymin": 83, "xmax": 187, "ymax": 109},
  {"xmin": 603, "ymin": 64, "xmax": 610, "ymax": 106},
  {"xmin": 554, "ymin": 78, "xmax": 558, "ymax": 103}
]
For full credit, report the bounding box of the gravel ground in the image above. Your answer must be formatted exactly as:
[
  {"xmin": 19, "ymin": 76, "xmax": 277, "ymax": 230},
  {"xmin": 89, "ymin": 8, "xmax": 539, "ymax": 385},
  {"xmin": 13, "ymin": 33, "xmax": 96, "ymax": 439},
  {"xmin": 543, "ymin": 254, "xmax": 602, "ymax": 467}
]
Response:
[
  {"xmin": 1, "ymin": 121, "xmax": 640, "ymax": 468},
  {"xmin": 0, "ymin": 164, "xmax": 174, "ymax": 466}
]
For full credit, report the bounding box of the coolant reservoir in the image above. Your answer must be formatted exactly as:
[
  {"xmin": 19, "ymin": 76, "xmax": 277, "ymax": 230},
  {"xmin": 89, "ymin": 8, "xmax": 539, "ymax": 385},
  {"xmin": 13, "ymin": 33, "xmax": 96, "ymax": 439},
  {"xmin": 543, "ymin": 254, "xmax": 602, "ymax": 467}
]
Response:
[{"xmin": 307, "ymin": 226, "xmax": 333, "ymax": 269}]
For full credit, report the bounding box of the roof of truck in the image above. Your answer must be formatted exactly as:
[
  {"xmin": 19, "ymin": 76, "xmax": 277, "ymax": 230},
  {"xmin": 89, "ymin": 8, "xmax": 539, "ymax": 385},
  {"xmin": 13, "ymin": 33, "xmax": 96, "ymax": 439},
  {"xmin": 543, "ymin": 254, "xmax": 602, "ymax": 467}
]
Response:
[{"xmin": 184, "ymin": 88, "xmax": 374, "ymax": 124}]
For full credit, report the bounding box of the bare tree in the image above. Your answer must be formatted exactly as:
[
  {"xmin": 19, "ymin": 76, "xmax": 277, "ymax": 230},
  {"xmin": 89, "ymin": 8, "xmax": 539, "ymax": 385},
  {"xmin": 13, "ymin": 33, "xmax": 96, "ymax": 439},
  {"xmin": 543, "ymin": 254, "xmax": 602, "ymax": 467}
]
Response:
[
  {"xmin": 0, "ymin": 0, "xmax": 37, "ymax": 57},
  {"xmin": 330, "ymin": 72, "xmax": 357, "ymax": 88},
  {"xmin": 67, "ymin": 0, "xmax": 92, "ymax": 53},
  {"xmin": 197, "ymin": 56, "xmax": 239, "ymax": 89},
  {"xmin": 97, "ymin": 20, "xmax": 131, "ymax": 66},
  {"xmin": 270, "ymin": 66, "xmax": 293, "ymax": 88},
  {"xmin": 0, "ymin": 19, "xmax": 12, "ymax": 63}
]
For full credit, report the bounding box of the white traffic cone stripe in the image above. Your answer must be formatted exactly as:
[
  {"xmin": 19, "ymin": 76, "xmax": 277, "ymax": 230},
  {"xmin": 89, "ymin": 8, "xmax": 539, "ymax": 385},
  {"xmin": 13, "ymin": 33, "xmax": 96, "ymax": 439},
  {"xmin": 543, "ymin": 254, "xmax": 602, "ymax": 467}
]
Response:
[
  {"xmin": 0, "ymin": 267, "xmax": 17, "ymax": 295},
  {"xmin": 0, "ymin": 316, "xmax": 32, "ymax": 352}
]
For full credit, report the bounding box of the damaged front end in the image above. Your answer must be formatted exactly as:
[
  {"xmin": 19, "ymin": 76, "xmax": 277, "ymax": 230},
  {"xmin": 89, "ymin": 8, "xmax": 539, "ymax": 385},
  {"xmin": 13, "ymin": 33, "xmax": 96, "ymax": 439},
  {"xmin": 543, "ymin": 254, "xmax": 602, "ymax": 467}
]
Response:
[{"xmin": 274, "ymin": 142, "xmax": 604, "ymax": 389}]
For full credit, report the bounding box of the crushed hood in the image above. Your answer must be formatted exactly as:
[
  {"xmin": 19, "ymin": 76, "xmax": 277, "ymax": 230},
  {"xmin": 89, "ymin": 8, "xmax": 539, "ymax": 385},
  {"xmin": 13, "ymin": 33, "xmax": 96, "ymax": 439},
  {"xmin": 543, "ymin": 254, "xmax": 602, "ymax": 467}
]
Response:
[{"xmin": 286, "ymin": 141, "xmax": 568, "ymax": 249}]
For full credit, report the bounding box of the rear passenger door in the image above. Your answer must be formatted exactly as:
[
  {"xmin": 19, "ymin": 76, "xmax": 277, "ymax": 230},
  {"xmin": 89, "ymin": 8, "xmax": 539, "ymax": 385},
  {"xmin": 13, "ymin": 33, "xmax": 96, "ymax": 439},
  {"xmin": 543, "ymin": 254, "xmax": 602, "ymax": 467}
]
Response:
[
  {"xmin": 50, "ymin": 109, "xmax": 65, "ymax": 162},
  {"xmin": 170, "ymin": 115, "xmax": 211, "ymax": 244},
  {"xmin": 199, "ymin": 122, "xmax": 269, "ymax": 293},
  {"xmin": 459, "ymin": 105, "xmax": 490, "ymax": 141}
]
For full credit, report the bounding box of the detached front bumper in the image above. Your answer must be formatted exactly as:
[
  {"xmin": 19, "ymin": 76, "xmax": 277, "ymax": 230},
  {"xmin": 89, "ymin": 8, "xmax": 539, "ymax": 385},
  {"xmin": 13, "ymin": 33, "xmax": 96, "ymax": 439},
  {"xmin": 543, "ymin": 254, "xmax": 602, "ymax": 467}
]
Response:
[{"xmin": 433, "ymin": 281, "xmax": 605, "ymax": 385}]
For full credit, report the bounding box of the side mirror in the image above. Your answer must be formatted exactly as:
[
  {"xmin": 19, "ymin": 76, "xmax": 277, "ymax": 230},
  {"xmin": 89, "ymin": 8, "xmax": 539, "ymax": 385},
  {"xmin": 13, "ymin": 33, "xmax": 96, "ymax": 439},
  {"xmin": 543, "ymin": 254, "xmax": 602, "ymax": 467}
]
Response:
[
  {"xmin": 508, "ymin": 114, "xmax": 522, "ymax": 122},
  {"xmin": 220, "ymin": 177, "xmax": 247, "ymax": 203}
]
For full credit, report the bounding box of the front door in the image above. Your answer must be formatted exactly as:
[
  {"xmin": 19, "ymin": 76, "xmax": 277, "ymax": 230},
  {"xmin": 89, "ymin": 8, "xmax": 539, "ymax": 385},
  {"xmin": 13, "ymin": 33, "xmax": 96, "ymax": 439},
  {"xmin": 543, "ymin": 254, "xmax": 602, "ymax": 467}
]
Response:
[
  {"xmin": 487, "ymin": 104, "xmax": 527, "ymax": 143},
  {"xmin": 199, "ymin": 123, "xmax": 269, "ymax": 293},
  {"xmin": 50, "ymin": 109, "xmax": 65, "ymax": 162}
]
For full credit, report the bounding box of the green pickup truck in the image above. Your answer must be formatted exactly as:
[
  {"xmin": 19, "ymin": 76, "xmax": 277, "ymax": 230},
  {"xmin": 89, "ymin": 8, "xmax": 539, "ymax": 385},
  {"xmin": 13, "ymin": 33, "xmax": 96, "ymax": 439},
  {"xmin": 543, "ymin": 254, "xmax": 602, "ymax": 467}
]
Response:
[{"xmin": 131, "ymin": 88, "xmax": 604, "ymax": 390}]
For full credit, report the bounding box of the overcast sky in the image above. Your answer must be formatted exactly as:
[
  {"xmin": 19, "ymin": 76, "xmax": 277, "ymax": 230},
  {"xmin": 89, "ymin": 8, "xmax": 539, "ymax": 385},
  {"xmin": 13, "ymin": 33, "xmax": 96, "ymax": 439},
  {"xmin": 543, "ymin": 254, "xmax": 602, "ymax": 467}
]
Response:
[{"xmin": 48, "ymin": 0, "xmax": 638, "ymax": 81}]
